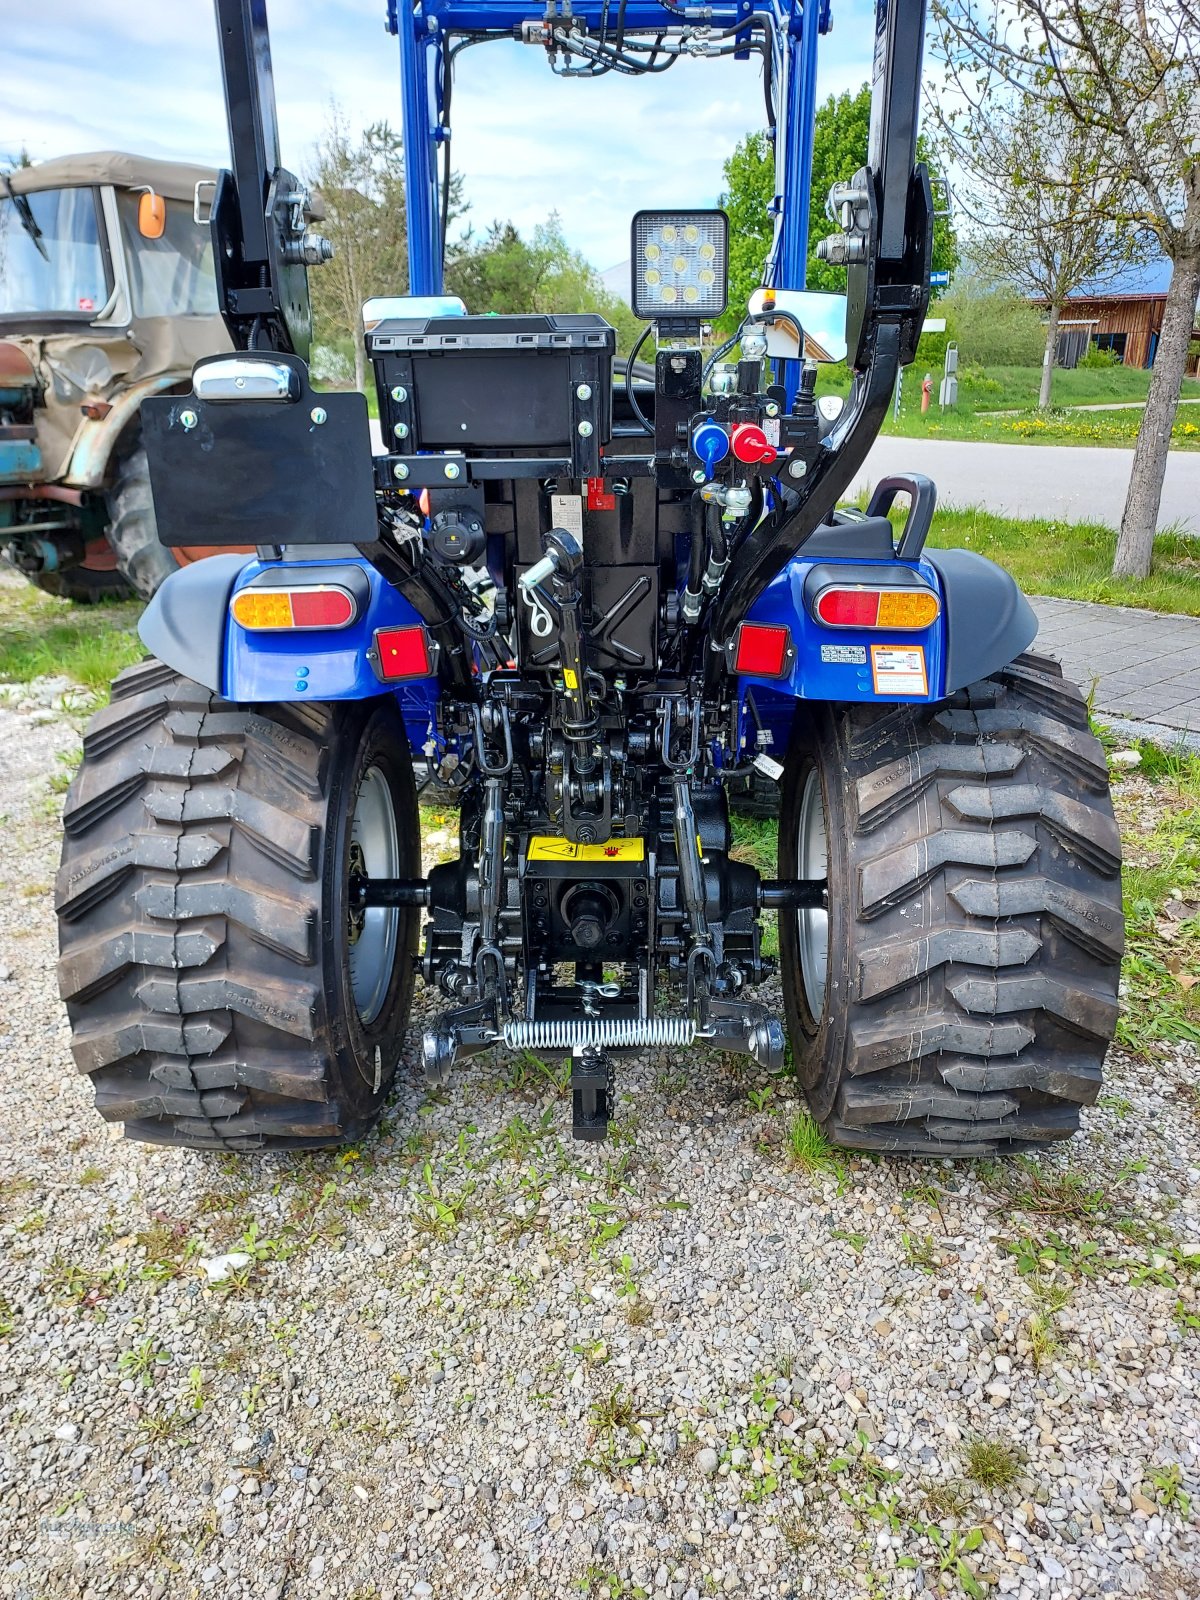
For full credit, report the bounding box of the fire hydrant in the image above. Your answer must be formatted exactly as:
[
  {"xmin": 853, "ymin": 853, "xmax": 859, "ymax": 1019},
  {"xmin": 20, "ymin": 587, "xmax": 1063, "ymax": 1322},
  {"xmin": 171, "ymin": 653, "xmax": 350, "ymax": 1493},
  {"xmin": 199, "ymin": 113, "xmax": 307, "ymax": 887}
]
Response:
[{"xmin": 921, "ymin": 372, "xmax": 933, "ymax": 414}]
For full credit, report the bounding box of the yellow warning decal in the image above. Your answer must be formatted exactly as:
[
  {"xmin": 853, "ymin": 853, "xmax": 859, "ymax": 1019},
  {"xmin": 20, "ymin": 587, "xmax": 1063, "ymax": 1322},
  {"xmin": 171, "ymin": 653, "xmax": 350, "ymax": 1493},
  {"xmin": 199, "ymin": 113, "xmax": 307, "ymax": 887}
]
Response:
[
  {"xmin": 527, "ymin": 835, "xmax": 646, "ymax": 863},
  {"xmin": 562, "ymin": 668, "xmax": 579, "ymax": 690}
]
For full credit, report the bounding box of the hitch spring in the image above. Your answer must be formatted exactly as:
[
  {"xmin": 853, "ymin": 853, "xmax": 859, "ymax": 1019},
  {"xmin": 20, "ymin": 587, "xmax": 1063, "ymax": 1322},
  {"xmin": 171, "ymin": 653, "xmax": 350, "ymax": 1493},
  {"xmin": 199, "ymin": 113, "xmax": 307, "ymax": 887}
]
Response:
[{"xmin": 503, "ymin": 1016, "xmax": 697, "ymax": 1052}]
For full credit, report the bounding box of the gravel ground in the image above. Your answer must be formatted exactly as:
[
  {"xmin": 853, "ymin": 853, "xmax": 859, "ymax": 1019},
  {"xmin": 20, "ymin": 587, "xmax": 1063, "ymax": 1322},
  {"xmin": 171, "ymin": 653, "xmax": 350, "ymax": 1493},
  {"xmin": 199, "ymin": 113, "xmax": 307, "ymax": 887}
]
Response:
[{"xmin": 0, "ymin": 684, "xmax": 1198, "ymax": 1600}]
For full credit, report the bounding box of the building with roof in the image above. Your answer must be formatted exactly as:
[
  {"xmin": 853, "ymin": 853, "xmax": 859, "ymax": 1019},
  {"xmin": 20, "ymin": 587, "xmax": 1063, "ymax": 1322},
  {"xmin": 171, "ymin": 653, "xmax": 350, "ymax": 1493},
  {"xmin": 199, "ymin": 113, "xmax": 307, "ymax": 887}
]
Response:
[{"xmin": 1036, "ymin": 259, "xmax": 1200, "ymax": 373}]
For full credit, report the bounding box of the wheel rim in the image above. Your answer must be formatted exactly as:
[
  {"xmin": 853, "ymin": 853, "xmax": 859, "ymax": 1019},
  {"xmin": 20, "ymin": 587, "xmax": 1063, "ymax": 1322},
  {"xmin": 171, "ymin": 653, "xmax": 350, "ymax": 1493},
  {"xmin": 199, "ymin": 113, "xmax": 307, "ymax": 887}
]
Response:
[
  {"xmin": 796, "ymin": 766, "xmax": 829, "ymax": 1020},
  {"xmin": 346, "ymin": 764, "xmax": 400, "ymax": 1026}
]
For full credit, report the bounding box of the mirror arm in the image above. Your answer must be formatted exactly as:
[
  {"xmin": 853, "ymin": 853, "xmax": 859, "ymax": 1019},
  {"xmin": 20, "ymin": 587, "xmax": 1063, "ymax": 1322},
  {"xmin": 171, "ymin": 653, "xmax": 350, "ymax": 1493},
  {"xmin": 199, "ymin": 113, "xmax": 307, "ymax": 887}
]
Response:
[{"xmin": 708, "ymin": 320, "xmax": 901, "ymax": 653}]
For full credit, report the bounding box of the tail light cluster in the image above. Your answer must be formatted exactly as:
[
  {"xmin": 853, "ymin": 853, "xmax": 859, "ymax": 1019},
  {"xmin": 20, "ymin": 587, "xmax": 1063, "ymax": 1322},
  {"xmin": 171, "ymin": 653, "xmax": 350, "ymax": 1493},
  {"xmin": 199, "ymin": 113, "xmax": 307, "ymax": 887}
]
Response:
[
  {"xmin": 813, "ymin": 586, "xmax": 940, "ymax": 630},
  {"xmin": 230, "ymin": 585, "xmax": 357, "ymax": 631},
  {"xmin": 732, "ymin": 578, "xmax": 941, "ymax": 679}
]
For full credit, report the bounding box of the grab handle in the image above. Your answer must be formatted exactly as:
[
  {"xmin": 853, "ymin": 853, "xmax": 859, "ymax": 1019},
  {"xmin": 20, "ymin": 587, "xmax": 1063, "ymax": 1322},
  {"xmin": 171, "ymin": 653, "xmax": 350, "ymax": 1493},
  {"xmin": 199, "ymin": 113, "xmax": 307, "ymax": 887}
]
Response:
[{"xmin": 865, "ymin": 473, "xmax": 937, "ymax": 560}]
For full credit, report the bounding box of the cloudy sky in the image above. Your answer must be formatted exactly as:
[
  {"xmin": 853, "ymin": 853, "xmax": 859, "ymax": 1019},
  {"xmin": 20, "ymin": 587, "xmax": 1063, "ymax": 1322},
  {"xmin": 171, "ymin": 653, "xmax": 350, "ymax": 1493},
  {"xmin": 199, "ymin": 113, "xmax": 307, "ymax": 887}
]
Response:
[{"xmin": 2, "ymin": 0, "xmax": 880, "ymax": 271}]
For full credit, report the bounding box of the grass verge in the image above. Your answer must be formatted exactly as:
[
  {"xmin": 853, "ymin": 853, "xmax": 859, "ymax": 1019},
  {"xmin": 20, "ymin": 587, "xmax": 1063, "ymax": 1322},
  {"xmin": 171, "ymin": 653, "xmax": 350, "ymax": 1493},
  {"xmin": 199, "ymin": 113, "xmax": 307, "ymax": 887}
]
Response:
[
  {"xmin": 819, "ymin": 363, "xmax": 1200, "ymax": 450},
  {"xmin": 0, "ymin": 574, "xmax": 143, "ymax": 694},
  {"xmin": 923, "ymin": 507, "xmax": 1200, "ymax": 617},
  {"xmin": 1111, "ymin": 742, "xmax": 1200, "ymax": 1055}
]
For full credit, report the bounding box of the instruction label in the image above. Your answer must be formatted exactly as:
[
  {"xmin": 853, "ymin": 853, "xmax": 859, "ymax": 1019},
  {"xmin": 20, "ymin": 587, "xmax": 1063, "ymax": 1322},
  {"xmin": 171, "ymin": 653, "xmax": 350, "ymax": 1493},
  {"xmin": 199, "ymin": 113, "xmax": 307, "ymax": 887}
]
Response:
[
  {"xmin": 870, "ymin": 645, "xmax": 928, "ymax": 696},
  {"xmin": 550, "ymin": 494, "xmax": 584, "ymax": 539},
  {"xmin": 527, "ymin": 836, "xmax": 646, "ymax": 863},
  {"xmin": 820, "ymin": 644, "xmax": 867, "ymax": 665}
]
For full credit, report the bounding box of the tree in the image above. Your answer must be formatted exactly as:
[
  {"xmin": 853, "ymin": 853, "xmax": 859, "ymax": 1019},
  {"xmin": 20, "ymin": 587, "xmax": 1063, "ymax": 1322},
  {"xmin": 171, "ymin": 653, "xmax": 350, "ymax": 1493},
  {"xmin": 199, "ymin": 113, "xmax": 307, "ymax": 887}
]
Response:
[
  {"xmin": 720, "ymin": 85, "xmax": 959, "ymax": 324},
  {"xmin": 307, "ymin": 109, "xmax": 413, "ymax": 393},
  {"xmin": 939, "ymin": 275, "xmax": 1046, "ymax": 365},
  {"xmin": 932, "ymin": 0, "xmax": 1200, "ymax": 576},
  {"xmin": 447, "ymin": 215, "xmax": 641, "ymax": 350},
  {"xmin": 931, "ymin": 90, "xmax": 1143, "ymax": 406}
]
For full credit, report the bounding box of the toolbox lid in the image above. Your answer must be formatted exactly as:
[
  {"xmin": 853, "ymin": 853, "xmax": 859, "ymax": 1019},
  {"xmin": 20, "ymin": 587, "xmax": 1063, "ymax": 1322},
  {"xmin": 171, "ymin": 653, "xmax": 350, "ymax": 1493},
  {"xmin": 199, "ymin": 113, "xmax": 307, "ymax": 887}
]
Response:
[{"xmin": 366, "ymin": 312, "xmax": 616, "ymax": 356}]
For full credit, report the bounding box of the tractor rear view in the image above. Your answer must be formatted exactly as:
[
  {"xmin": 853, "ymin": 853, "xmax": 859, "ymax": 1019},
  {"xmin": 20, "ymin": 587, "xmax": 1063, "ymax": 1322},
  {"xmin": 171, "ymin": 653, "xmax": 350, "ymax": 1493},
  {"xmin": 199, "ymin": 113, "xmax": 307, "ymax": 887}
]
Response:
[{"xmin": 53, "ymin": 0, "xmax": 1122, "ymax": 1155}]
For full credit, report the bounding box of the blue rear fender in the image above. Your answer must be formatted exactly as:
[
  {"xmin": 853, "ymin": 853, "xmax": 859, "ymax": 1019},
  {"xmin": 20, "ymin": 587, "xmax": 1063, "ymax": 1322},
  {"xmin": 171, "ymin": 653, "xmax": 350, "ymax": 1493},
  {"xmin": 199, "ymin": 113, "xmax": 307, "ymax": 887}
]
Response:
[
  {"xmin": 733, "ymin": 544, "xmax": 1037, "ymax": 758},
  {"xmin": 137, "ymin": 551, "xmax": 441, "ymax": 759}
]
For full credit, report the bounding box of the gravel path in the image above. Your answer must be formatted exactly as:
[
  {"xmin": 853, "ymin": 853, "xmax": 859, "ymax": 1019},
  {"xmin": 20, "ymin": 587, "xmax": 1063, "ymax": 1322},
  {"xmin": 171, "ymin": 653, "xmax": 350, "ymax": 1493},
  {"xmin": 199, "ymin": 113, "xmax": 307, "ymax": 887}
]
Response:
[{"xmin": 0, "ymin": 688, "xmax": 1197, "ymax": 1600}]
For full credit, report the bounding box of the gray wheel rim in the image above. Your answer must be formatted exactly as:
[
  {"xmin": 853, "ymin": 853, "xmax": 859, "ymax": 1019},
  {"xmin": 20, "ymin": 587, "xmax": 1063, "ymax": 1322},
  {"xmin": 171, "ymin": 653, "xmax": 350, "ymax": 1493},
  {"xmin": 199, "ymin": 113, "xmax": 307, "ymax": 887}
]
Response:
[
  {"xmin": 347, "ymin": 764, "xmax": 399, "ymax": 1026},
  {"xmin": 796, "ymin": 767, "xmax": 829, "ymax": 1019}
]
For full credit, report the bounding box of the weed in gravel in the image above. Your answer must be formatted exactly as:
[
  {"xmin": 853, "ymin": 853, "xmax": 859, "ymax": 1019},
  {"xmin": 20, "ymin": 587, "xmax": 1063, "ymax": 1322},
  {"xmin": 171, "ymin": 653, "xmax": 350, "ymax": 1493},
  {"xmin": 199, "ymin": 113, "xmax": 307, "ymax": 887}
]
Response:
[
  {"xmin": 902, "ymin": 1232, "xmax": 939, "ymax": 1272},
  {"xmin": 923, "ymin": 1479, "xmax": 975, "ymax": 1519},
  {"xmin": 778, "ymin": 1506, "xmax": 817, "ymax": 1549},
  {"xmin": 137, "ymin": 1409, "xmax": 195, "ymax": 1446},
  {"xmin": 832, "ymin": 1228, "xmax": 867, "ymax": 1253},
  {"xmin": 118, "ymin": 1335, "xmax": 173, "ymax": 1388},
  {"xmin": 0, "ymin": 1294, "xmax": 14, "ymax": 1338},
  {"xmin": 116, "ymin": 1522, "xmax": 181, "ymax": 1576},
  {"xmin": 1173, "ymin": 1298, "xmax": 1200, "ymax": 1335},
  {"xmin": 587, "ymin": 1384, "xmax": 652, "ymax": 1472},
  {"xmin": 1148, "ymin": 1463, "xmax": 1192, "ymax": 1518},
  {"xmin": 784, "ymin": 1110, "xmax": 846, "ymax": 1186},
  {"xmin": 137, "ymin": 1217, "xmax": 200, "ymax": 1284},
  {"xmin": 0, "ymin": 1175, "xmax": 33, "ymax": 1218},
  {"xmin": 990, "ymin": 1156, "xmax": 1109, "ymax": 1220},
  {"xmin": 624, "ymin": 1297, "xmax": 652, "ymax": 1327},
  {"xmin": 1027, "ymin": 1311, "xmax": 1060, "ymax": 1371},
  {"xmin": 411, "ymin": 1160, "xmax": 474, "ymax": 1243},
  {"xmin": 962, "ymin": 1434, "xmax": 1023, "ymax": 1493}
]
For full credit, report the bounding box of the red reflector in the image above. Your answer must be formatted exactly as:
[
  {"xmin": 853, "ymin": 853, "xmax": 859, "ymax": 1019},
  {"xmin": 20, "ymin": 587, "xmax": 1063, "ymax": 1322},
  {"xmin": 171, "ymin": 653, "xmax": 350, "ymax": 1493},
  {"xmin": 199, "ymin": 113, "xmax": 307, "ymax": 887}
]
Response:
[
  {"xmin": 734, "ymin": 622, "xmax": 791, "ymax": 677},
  {"xmin": 373, "ymin": 625, "xmax": 432, "ymax": 680},
  {"xmin": 289, "ymin": 587, "xmax": 356, "ymax": 628},
  {"xmin": 816, "ymin": 588, "xmax": 880, "ymax": 628}
]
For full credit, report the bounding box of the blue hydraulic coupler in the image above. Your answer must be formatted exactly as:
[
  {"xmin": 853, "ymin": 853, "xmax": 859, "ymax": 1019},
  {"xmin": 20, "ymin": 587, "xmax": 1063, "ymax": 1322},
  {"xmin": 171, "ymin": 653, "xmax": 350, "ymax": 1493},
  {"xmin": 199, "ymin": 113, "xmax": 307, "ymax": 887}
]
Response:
[{"xmin": 691, "ymin": 420, "xmax": 729, "ymax": 477}]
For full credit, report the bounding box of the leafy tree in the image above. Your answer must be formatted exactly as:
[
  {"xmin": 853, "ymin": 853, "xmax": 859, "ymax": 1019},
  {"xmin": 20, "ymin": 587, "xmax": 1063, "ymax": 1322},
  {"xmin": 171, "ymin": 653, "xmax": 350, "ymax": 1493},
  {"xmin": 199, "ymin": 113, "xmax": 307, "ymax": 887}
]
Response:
[
  {"xmin": 938, "ymin": 277, "xmax": 1045, "ymax": 366},
  {"xmin": 720, "ymin": 85, "xmax": 958, "ymax": 324},
  {"xmin": 932, "ymin": 0, "xmax": 1200, "ymax": 577},
  {"xmin": 930, "ymin": 85, "xmax": 1144, "ymax": 407},
  {"xmin": 447, "ymin": 215, "xmax": 641, "ymax": 350},
  {"xmin": 307, "ymin": 108, "xmax": 463, "ymax": 393}
]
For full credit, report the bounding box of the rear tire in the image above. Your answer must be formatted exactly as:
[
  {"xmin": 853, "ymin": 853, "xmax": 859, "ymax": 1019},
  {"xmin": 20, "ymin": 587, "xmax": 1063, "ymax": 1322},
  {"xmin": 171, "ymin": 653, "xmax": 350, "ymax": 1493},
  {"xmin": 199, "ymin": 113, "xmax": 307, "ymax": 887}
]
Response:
[
  {"xmin": 104, "ymin": 439, "xmax": 178, "ymax": 599},
  {"xmin": 55, "ymin": 662, "xmax": 421, "ymax": 1149},
  {"xmin": 778, "ymin": 653, "xmax": 1123, "ymax": 1156},
  {"xmin": 32, "ymin": 538, "xmax": 133, "ymax": 604}
]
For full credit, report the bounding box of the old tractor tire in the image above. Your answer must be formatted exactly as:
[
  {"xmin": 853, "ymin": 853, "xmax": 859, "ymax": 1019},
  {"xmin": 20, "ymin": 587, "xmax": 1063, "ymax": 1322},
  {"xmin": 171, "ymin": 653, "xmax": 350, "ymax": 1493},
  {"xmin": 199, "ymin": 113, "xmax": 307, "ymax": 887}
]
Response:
[
  {"xmin": 778, "ymin": 653, "xmax": 1123, "ymax": 1156},
  {"xmin": 55, "ymin": 661, "xmax": 421, "ymax": 1150},
  {"xmin": 31, "ymin": 537, "xmax": 133, "ymax": 604},
  {"xmin": 104, "ymin": 439, "xmax": 178, "ymax": 599}
]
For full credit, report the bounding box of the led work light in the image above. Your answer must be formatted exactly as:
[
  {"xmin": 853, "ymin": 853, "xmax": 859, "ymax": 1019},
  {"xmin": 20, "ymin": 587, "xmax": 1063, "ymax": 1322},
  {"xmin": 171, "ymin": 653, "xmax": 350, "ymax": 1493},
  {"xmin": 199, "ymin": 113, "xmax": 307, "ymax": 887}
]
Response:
[{"xmin": 630, "ymin": 210, "xmax": 728, "ymax": 321}]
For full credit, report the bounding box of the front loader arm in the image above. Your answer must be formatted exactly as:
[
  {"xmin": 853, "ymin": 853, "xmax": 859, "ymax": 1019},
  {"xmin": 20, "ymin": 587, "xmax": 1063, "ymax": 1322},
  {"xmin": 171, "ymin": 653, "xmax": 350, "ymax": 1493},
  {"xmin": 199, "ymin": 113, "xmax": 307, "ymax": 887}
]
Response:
[
  {"xmin": 711, "ymin": 0, "xmax": 933, "ymax": 650},
  {"xmin": 209, "ymin": 0, "xmax": 331, "ymax": 356}
]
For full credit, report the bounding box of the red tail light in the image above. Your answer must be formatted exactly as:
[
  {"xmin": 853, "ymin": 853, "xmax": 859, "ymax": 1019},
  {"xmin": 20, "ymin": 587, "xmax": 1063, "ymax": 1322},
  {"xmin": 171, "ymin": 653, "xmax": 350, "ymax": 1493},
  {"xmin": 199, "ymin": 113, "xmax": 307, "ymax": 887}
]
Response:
[
  {"xmin": 733, "ymin": 622, "xmax": 791, "ymax": 677},
  {"xmin": 371, "ymin": 624, "xmax": 435, "ymax": 681}
]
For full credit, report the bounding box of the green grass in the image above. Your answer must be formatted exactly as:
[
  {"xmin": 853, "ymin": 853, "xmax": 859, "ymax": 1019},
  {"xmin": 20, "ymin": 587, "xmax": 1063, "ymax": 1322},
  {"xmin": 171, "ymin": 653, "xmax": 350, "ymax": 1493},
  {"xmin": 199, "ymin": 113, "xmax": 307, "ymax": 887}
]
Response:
[
  {"xmin": 1116, "ymin": 747, "xmax": 1200, "ymax": 1055},
  {"xmin": 0, "ymin": 575, "xmax": 143, "ymax": 692},
  {"xmin": 961, "ymin": 1434, "xmax": 1023, "ymax": 1493},
  {"xmin": 818, "ymin": 363, "xmax": 1200, "ymax": 449},
  {"xmin": 923, "ymin": 507, "xmax": 1200, "ymax": 616}
]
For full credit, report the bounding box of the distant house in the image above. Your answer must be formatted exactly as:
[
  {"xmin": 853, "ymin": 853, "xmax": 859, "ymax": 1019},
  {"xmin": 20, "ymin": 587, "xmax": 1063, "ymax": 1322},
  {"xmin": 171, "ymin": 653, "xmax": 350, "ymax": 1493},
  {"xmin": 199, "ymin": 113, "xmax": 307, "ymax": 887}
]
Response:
[{"xmin": 1035, "ymin": 260, "xmax": 1200, "ymax": 373}]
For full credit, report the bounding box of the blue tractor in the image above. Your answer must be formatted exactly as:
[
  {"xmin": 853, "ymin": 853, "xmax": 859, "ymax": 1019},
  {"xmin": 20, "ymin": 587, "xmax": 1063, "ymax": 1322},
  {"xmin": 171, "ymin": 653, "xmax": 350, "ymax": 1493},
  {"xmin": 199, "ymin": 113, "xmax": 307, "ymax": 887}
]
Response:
[{"xmin": 54, "ymin": 0, "xmax": 1123, "ymax": 1154}]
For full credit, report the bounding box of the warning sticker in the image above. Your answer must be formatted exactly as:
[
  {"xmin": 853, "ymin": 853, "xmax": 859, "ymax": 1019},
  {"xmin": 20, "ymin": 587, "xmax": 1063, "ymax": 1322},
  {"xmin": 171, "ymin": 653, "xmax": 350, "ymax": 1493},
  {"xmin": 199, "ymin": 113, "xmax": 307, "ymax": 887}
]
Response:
[
  {"xmin": 550, "ymin": 494, "xmax": 583, "ymax": 539},
  {"xmin": 527, "ymin": 836, "xmax": 646, "ymax": 863},
  {"xmin": 870, "ymin": 645, "xmax": 928, "ymax": 696},
  {"xmin": 820, "ymin": 644, "xmax": 867, "ymax": 665}
]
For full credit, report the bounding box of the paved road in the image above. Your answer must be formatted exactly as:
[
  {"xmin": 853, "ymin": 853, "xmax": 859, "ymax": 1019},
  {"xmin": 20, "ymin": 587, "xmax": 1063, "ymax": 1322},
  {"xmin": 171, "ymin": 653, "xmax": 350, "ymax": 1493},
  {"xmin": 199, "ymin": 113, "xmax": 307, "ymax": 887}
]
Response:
[
  {"xmin": 849, "ymin": 436, "xmax": 1200, "ymax": 534},
  {"xmin": 1030, "ymin": 595, "xmax": 1200, "ymax": 735}
]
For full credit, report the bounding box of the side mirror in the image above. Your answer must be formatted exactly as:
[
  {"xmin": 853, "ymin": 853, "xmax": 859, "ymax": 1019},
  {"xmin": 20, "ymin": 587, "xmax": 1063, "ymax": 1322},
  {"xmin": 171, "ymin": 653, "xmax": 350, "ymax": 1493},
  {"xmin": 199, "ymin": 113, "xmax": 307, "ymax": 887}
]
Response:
[
  {"xmin": 747, "ymin": 288, "xmax": 849, "ymax": 364},
  {"xmin": 137, "ymin": 191, "xmax": 166, "ymax": 240}
]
